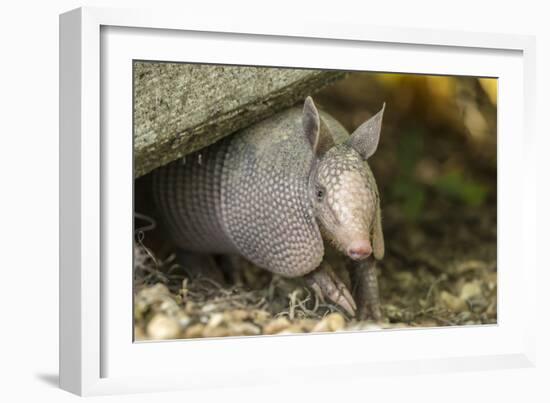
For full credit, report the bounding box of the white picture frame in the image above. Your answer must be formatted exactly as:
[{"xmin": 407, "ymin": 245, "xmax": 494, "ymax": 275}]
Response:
[{"xmin": 59, "ymin": 6, "xmax": 537, "ymax": 396}]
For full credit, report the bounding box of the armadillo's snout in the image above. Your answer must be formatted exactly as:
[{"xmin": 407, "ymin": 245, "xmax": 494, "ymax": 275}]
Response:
[{"xmin": 347, "ymin": 239, "xmax": 372, "ymax": 260}]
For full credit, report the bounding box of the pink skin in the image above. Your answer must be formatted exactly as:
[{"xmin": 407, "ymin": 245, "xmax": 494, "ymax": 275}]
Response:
[{"xmin": 347, "ymin": 239, "xmax": 372, "ymax": 260}]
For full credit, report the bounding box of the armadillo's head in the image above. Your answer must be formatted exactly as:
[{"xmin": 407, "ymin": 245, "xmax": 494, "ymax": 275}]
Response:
[{"xmin": 303, "ymin": 97, "xmax": 385, "ymax": 261}]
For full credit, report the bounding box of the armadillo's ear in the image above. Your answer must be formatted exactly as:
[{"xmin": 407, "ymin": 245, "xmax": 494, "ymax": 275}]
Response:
[
  {"xmin": 348, "ymin": 103, "xmax": 385, "ymax": 160},
  {"xmin": 303, "ymin": 96, "xmax": 334, "ymax": 158},
  {"xmin": 372, "ymin": 202, "xmax": 385, "ymax": 260}
]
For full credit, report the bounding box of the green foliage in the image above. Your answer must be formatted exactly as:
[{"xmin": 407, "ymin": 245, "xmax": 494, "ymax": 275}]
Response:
[
  {"xmin": 390, "ymin": 128, "xmax": 426, "ymax": 220},
  {"xmin": 391, "ymin": 178, "xmax": 426, "ymax": 220},
  {"xmin": 434, "ymin": 171, "xmax": 489, "ymax": 207},
  {"xmin": 398, "ymin": 128, "xmax": 424, "ymax": 173},
  {"xmin": 389, "ymin": 128, "xmax": 489, "ymax": 220}
]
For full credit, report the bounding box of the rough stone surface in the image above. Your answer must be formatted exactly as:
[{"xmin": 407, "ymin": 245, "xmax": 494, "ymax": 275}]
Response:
[{"xmin": 134, "ymin": 62, "xmax": 346, "ymax": 177}]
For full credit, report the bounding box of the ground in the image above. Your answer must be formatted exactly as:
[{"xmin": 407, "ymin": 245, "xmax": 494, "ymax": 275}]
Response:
[{"xmin": 133, "ymin": 200, "xmax": 496, "ymax": 340}]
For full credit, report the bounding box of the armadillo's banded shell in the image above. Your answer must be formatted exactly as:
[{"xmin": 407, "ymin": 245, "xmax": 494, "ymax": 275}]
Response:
[
  {"xmin": 152, "ymin": 138, "xmax": 238, "ymax": 254},
  {"xmin": 221, "ymin": 111, "xmax": 324, "ymax": 277},
  {"xmin": 152, "ymin": 107, "xmax": 327, "ymax": 277}
]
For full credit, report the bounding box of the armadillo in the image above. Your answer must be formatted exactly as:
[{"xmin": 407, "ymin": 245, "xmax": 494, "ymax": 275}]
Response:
[{"xmin": 152, "ymin": 97, "xmax": 385, "ymax": 319}]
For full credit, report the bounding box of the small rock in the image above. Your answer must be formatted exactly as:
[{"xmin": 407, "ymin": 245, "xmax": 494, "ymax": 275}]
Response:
[
  {"xmin": 384, "ymin": 304, "xmax": 404, "ymax": 321},
  {"xmin": 460, "ymin": 281, "xmax": 482, "ymax": 301},
  {"xmin": 135, "ymin": 283, "xmax": 179, "ymax": 317},
  {"xmin": 224, "ymin": 309, "xmax": 250, "ymax": 322},
  {"xmin": 159, "ymin": 299, "xmax": 180, "ymax": 316},
  {"xmin": 296, "ymin": 319, "xmax": 317, "ymax": 332},
  {"xmin": 312, "ymin": 313, "xmax": 346, "ymax": 333},
  {"xmin": 142, "ymin": 283, "xmax": 171, "ymax": 298},
  {"xmin": 467, "ymin": 295, "xmax": 489, "ymax": 313},
  {"xmin": 440, "ymin": 291, "xmax": 467, "ymax": 313},
  {"xmin": 207, "ymin": 313, "xmax": 225, "ymax": 328},
  {"xmin": 201, "ymin": 303, "xmax": 217, "ymax": 313},
  {"xmin": 277, "ymin": 324, "xmax": 306, "ymax": 334},
  {"xmin": 202, "ymin": 326, "xmax": 230, "ymax": 338},
  {"xmin": 184, "ymin": 323, "xmax": 205, "ymax": 338},
  {"xmin": 146, "ymin": 314, "xmax": 180, "ymax": 340},
  {"xmin": 178, "ymin": 312, "xmax": 191, "ymax": 328},
  {"xmin": 251, "ymin": 309, "xmax": 271, "ymax": 324},
  {"xmin": 456, "ymin": 311, "xmax": 472, "ymax": 322},
  {"xmin": 228, "ymin": 322, "xmax": 261, "ymax": 336},
  {"xmin": 263, "ymin": 317, "xmax": 291, "ymax": 334}
]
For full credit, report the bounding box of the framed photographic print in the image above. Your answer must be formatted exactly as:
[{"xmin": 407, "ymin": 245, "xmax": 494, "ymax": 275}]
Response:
[{"xmin": 59, "ymin": 6, "xmax": 537, "ymax": 396}]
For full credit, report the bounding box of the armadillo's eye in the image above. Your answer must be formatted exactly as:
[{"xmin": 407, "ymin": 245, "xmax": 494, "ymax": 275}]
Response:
[{"xmin": 316, "ymin": 186, "xmax": 325, "ymax": 201}]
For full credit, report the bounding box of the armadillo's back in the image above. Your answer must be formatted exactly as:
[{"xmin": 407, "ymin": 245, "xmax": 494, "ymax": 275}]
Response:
[
  {"xmin": 220, "ymin": 107, "xmax": 325, "ymax": 277},
  {"xmin": 152, "ymin": 105, "xmax": 349, "ymax": 277},
  {"xmin": 152, "ymin": 137, "xmax": 238, "ymax": 254}
]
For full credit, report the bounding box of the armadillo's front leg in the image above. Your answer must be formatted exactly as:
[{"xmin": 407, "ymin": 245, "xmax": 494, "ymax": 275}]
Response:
[
  {"xmin": 305, "ymin": 262, "xmax": 357, "ymax": 317},
  {"xmin": 352, "ymin": 257, "xmax": 382, "ymax": 321}
]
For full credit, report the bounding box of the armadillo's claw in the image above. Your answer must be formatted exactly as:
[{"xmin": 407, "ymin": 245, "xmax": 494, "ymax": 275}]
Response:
[
  {"xmin": 329, "ymin": 287, "xmax": 356, "ymax": 317},
  {"xmin": 305, "ymin": 265, "xmax": 357, "ymax": 317}
]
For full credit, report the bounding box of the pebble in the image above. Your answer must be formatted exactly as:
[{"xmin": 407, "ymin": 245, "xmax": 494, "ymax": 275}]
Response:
[
  {"xmin": 224, "ymin": 309, "xmax": 250, "ymax": 322},
  {"xmin": 142, "ymin": 283, "xmax": 171, "ymax": 297},
  {"xmin": 460, "ymin": 281, "xmax": 482, "ymax": 301},
  {"xmin": 276, "ymin": 324, "xmax": 306, "ymax": 334},
  {"xmin": 252, "ymin": 309, "xmax": 271, "ymax": 324},
  {"xmin": 228, "ymin": 322, "xmax": 261, "ymax": 336},
  {"xmin": 312, "ymin": 313, "xmax": 346, "ymax": 333},
  {"xmin": 159, "ymin": 299, "xmax": 180, "ymax": 316},
  {"xmin": 201, "ymin": 303, "xmax": 218, "ymax": 313},
  {"xmin": 439, "ymin": 291, "xmax": 467, "ymax": 313},
  {"xmin": 467, "ymin": 295, "xmax": 489, "ymax": 313},
  {"xmin": 135, "ymin": 283, "xmax": 178, "ymax": 318},
  {"xmin": 207, "ymin": 313, "xmax": 225, "ymax": 328},
  {"xmin": 184, "ymin": 323, "xmax": 205, "ymax": 338},
  {"xmin": 178, "ymin": 312, "xmax": 192, "ymax": 328},
  {"xmin": 456, "ymin": 311, "xmax": 472, "ymax": 322},
  {"xmin": 384, "ymin": 304, "xmax": 403, "ymax": 320},
  {"xmin": 297, "ymin": 319, "xmax": 318, "ymax": 332},
  {"xmin": 263, "ymin": 317, "xmax": 291, "ymax": 334},
  {"xmin": 202, "ymin": 326, "xmax": 230, "ymax": 338},
  {"xmin": 146, "ymin": 314, "xmax": 180, "ymax": 340}
]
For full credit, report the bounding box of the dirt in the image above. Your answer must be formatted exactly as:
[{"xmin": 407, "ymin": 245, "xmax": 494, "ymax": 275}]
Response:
[{"xmin": 133, "ymin": 199, "xmax": 496, "ymax": 340}]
